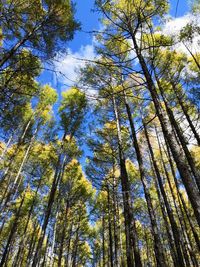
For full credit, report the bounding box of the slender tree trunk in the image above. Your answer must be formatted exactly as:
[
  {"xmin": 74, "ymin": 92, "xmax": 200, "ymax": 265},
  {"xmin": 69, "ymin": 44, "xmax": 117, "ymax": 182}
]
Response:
[
  {"xmin": 72, "ymin": 218, "xmax": 81, "ymax": 267},
  {"xmin": 149, "ymin": 154, "xmax": 179, "ymax": 267},
  {"xmin": 183, "ymin": 42, "xmax": 200, "ymax": 71},
  {"xmin": 0, "ymin": 134, "xmax": 13, "ymax": 162},
  {"xmin": 0, "ymin": 114, "xmax": 35, "ymax": 198},
  {"xmin": 143, "ymin": 122, "xmax": 186, "ymax": 267},
  {"xmin": 0, "ymin": 125, "xmax": 39, "ymax": 213},
  {"xmin": 123, "ymin": 90, "xmax": 167, "ymax": 267},
  {"xmin": 129, "ymin": 31, "xmax": 200, "ymax": 225},
  {"xmin": 112, "ymin": 168, "xmax": 120, "ymax": 267},
  {"xmin": 116, "ymin": 192, "xmax": 125, "ymax": 267},
  {"xmin": 102, "ymin": 213, "xmax": 106, "ymax": 267},
  {"xmin": 0, "ymin": 190, "xmax": 26, "ymax": 267},
  {"xmin": 41, "ymin": 232, "xmax": 50, "ymax": 267},
  {"xmin": 156, "ymin": 78, "xmax": 200, "ymax": 190},
  {"xmin": 50, "ymin": 210, "xmax": 59, "ymax": 267},
  {"xmin": 155, "ymin": 180, "xmax": 178, "ymax": 266},
  {"xmin": 65, "ymin": 223, "xmax": 73, "ymax": 267},
  {"xmin": 31, "ymin": 146, "xmax": 67, "ymax": 267},
  {"xmin": 163, "ymin": 142, "xmax": 200, "ymax": 251},
  {"xmin": 112, "ymin": 95, "xmax": 142, "ymax": 267},
  {"xmin": 25, "ymin": 224, "xmax": 40, "ymax": 266},
  {"xmin": 106, "ymin": 184, "xmax": 114, "ymax": 267},
  {"xmin": 155, "ymin": 128, "xmax": 192, "ymax": 266},
  {"xmin": 58, "ymin": 201, "xmax": 69, "ymax": 267},
  {"xmin": 159, "ymin": 145, "xmax": 199, "ymax": 266},
  {"xmin": 172, "ymin": 82, "xmax": 200, "ymax": 146},
  {"xmin": 12, "ymin": 177, "xmax": 42, "ymax": 267}
]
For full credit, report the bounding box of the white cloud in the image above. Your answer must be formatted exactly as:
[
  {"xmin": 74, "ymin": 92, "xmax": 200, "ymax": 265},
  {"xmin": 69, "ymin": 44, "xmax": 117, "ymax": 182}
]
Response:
[
  {"xmin": 161, "ymin": 14, "xmax": 200, "ymax": 54},
  {"xmin": 54, "ymin": 13, "xmax": 200, "ymax": 93},
  {"xmin": 55, "ymin": 43, "xmax": 96, "ymax": 88},
  {"xmin": 162, "ymin": 14, "xmax": 192, "ymax": 35},
  {"xmin": 54, "ymin": 41, "xmax": 100, "ymax": 102}
]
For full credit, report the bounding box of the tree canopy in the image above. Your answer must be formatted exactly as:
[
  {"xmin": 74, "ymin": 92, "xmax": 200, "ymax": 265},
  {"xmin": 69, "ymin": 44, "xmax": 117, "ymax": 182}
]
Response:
[{"xmin": 0, "ymin": 1, "xmax": 199, "ymax": 266}]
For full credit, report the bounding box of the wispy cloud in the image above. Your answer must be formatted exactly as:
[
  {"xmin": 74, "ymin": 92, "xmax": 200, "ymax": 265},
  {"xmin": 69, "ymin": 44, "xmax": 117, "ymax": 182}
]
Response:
[
  {"xmin": 54, "ymin": 13, "xmax": 200, "ymax": 91},
  {"xmin": 162, "ymin": 14, "xmax": 192, "ymax": 35},
  {"xmin": 161, "ymin": 14, "xmax": 200, "ymax": 54},
  {"xmin": 55, "ymin": 43, "xmax": 96, "ymax": 88}
]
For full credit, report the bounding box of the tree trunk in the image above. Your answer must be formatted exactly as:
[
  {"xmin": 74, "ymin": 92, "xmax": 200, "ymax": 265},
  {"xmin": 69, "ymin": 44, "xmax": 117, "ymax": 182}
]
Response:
[
  {"xmin": 0, "ymin": 124, "xmax": 39, "ymax": 214},
  {"xmin": 123, "ymin": 90, "xmax": 167, "ymax": 267},
  {"xmin": 31, "ymin": 152, "xmax": 66, "ymax": 267},
  {"xmin": 49, "ymin": 210, "xmax": 59, "ymax": 267},
  {"xmin": 144, "ymin": 122, "xmax": 186, "ymax": 267},
  {"xmin": 72, "ymin": 218, "xmax": 81, "ymax": 267},
  {"xmin": 0, "ymin": 190, "xmax": 26, "ymax": 267},
  {"xmin": 156, "ymin": 78, "xmax": 200, "ymax": 191},
  {"xmin": 106, "ymin": 184, "xmax": 114, "ymax": 267},
  {"xmin": 12, "ymin": 176, "xmax": 43, "ymax": 267},
  {"xmin": 65, "ymin": 223, "xmax": 73, "ymax": 267},
  {"xmin": 155, "ymin": 127, "xmax": 192, "ymax": 266},
  {"xmin": 149, "ymin": 153, "xmax": 179, "ymax": 266},
  {"xmin": 112, "ymin": 168, "xmax": 120, "ymax": 267},
  {"xmin": 102, "ymin": 213, "xmax": 106, "ymax": 267},
  {"xmin": 112, "ymin": 95, "xmax": 142, "ymax": 267},
  {"xmin": 163, "ymin": 142, "xmax": 200, "ymax": 251},
  {"xmin": 129, "ymin": 31, "xmax": 200, "ymax": 225},
  {"xmin": 41, "ymin": 232, "xmax": 50, "ymax": 267},
  {"xmin": 58, "ymin": 201, "xmax": 69, "ymax": 267},
  {"xmin": 172, "ymin": 82, "xmax": 200, "ymax": 146}
]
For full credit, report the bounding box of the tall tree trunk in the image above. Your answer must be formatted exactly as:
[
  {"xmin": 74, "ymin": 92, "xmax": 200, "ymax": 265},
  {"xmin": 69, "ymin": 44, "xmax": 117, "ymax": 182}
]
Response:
[
  {"xmin": 102, "ymin": 213, "xmax": 106, "ymax": 267},
  {"xmin": 123, "ymin": 90, "xmax": 167, "ymax": 267},
  {"xmin": 0, "ymin": 114, "xmax": 35, "ymax": 202},
  {"xmin": 163, "ymin": 142, "xmax": 200, "ymax": 251},
  {"xmin": 58, "ymin": 200, "xmax": 69, "ymax": 267},
  {"xmin": 112, "ymin": 167, "xmax": 120, "ymax": 267},
  {"xmin": 49, "ymin": 210, "xmax": 59, "ymax": 267},
  {"xmin": 172, "ymin": 82, "xmax": 200, "ymax": 146},
  {"xmin": 24, "ymin": 221, "xmax": 40, "ymax": 267},
  {"xmin": 41, "ymin": 232, "xmax": 50, "ymax": 267},
  {"xmin": 129, "ymin": 31, "xmax": 200, "ymax": 225},
  {"xmin": 31, "ymin": 137, "xmax": 67, "ymax": 267},
  {"xmin": 159, "ymin": 141, "xmax": 199, "ymax": 266},
  {"xmin": 72, "ymin": 218, "xmax": 81, "ymax": 267},
  {"xmin": 183, "ymin": 43, "xmax": 200, "ymax": 72},
  {"xmin": 156, "ymin": 78, "xmax": 200, "ymax": 190},
  {"xmin": 155, "ymin": 127, "xmax": 192, "ymax": 266},
  {"xmin": 112, "ymin": 95, "xmax": 142, "ymax": 267},
  {"xmin": 106, "ymin": 184, "xmax": 114, "ymax": 267},
  {"xmin": 12, "ymin": 176, "xmax": 43, "ymax": 267},
  {"xmin": 0, "ymin": 134, "xmax": 13, "ymax": 162},
  {"xmin": 143, "ymin": 122, "xmax": 186, "ymax": 267},
  {"xmin": 65, "ymin": 223, "xmax": 73, "ymax": 267},
  {"xmin": 0, "ymin": 125, "xmax": 39, "ymax": 213},
  {"xmin": 0, "ymin": 190, "xmax": 26, "ymax": 267},
  {"xmin": 149, "ymin": 154, "xmax": 179, "ymax": 266}
]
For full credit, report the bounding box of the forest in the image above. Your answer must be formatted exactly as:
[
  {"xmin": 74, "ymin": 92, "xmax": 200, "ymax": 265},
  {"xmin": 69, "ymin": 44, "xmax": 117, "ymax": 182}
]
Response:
[{"xmin": 0, "ymin": 0, "xmax": 200, "ymax": 266}]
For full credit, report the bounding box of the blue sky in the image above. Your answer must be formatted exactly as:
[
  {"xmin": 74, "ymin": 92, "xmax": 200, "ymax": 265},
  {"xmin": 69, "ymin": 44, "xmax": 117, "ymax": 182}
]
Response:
[
  {"xmin": 68, "ymin": 0, "xmax": 190, "ymax": 54},
  {"xmin": 54, "ymin": 0, "xmax": 191, "ymax": 88},
  {"xmin": 38, "ymin": 0, "xmax": 196, "ymax": 169},
  {"xmin": 39, "ymin": 0, "xmax": 192, "ymax": 92},
  {"xmin": 70, "ymin": 0, "xmax": 189, "ymax": 50},
  {"xmin": 170, "ymin": 0, "xmax": 189, "ymax": 16},
  {"xmin": 70, "ymin": 0, "xmax": 99, "ymax": 51}
]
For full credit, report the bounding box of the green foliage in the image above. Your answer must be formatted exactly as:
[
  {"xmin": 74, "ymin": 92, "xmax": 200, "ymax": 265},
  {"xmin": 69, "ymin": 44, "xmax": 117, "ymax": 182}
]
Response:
[
  {"xmin": 0, "ymin": 1, "xmax": 200, "ymax": 266},
  {"xmin": 1, "ymin": 0, "xmax": 80, "ymax": 59},
  {"xmin": 59, "ymin": 87, "xmax": 87, "ymax": 136}
]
